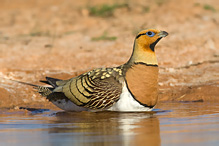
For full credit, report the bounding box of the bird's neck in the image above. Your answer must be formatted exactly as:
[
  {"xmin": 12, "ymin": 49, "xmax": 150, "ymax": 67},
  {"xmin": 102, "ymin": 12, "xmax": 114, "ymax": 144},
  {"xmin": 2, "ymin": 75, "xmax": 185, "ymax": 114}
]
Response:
[{"xmin": 127, "ymin": 41, "xmax": 158, "ymax": 66}]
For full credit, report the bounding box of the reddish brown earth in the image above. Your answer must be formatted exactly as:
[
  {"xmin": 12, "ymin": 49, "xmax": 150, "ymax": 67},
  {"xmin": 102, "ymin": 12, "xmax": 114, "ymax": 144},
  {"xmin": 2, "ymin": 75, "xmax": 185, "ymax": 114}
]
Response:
[{"xmin": 0, "ymin": 0, "xmax": 218, "ymax": 110}]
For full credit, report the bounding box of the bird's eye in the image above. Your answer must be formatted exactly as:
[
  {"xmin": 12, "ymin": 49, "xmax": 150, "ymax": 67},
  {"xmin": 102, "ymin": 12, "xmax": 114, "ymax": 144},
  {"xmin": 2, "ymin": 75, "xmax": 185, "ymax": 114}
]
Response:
[{"xmin": 146, "ymin": 31, "xmax": 155, "ymax": 37}]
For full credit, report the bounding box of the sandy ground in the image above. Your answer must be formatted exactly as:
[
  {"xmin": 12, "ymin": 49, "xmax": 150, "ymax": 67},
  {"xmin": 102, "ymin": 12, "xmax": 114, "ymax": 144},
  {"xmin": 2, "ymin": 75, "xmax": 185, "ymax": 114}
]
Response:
[{"xmin": 0, "ymin": 0, "xmax": 218, "ymax": 110}]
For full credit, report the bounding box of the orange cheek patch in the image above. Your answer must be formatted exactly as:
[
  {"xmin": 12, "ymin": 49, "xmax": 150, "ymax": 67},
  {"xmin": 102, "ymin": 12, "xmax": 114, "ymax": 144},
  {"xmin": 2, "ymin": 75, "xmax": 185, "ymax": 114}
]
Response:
[{"xmin": 137, "ymin": 36, "xmax": 159, "ymax": 51}]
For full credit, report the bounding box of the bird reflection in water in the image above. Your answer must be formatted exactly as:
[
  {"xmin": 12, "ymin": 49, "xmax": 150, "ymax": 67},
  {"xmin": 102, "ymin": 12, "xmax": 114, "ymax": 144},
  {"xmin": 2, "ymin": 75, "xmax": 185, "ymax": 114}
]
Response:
[{"xmin": 47, "ymin": 111, "xmax": 161, "ymax": 146}]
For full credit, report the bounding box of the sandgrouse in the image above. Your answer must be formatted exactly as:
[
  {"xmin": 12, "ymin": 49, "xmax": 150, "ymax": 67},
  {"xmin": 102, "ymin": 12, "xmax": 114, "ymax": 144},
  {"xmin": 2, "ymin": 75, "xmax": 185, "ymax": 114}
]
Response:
[{"xmin": 34, "ymin": 29, "xmax": 168, "ymax": 112}]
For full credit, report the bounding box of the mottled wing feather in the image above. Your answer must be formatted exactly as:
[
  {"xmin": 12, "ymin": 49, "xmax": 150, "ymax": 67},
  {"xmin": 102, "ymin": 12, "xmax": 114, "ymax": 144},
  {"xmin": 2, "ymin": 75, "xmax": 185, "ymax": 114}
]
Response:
[
  {"xmin": 61, "ymin": 67, "xmax": 123, "ymax": 110},
  {"xmin": 37, "ymin": 86, "xmax": 52, "ymax": 97}
]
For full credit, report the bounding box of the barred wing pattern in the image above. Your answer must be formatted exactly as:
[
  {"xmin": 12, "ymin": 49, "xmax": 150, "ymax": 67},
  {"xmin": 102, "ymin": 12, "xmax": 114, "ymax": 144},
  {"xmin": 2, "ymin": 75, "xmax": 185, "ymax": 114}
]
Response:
[{"xmin": 61, "ymin": 67, "xmax": 123, "ymax": 110}]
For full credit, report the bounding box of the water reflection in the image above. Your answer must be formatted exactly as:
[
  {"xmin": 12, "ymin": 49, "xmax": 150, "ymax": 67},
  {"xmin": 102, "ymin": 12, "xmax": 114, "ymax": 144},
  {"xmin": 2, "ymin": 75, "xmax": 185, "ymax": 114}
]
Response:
[
  {"xmin": 1, "ymin": 102, "xmax": 219, "ymax": 146},
  {"xmin": 49, "ymin": 111, "xmax": 161, "ymax": 146}
]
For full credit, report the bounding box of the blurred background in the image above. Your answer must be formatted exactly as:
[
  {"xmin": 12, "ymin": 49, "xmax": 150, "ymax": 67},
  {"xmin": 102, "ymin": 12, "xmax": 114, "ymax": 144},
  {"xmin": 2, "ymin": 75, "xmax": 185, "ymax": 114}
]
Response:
[{"xmin": 0, "ymin": 0, "xmax": 218, "ymax": 109}]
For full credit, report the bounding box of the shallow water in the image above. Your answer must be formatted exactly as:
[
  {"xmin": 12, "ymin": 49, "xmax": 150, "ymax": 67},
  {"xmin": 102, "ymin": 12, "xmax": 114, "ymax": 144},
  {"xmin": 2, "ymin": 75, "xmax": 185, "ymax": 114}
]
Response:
[{"xmin": 0, "ymin": 102, "xmax": 219, "ymax": 146}]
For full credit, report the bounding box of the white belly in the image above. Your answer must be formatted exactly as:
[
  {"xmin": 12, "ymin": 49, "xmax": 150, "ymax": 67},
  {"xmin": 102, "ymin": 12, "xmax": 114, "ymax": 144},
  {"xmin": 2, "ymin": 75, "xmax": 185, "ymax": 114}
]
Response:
[{"xmin": 107, "ymin": 83, "xmax": 152, "ymax": 112}]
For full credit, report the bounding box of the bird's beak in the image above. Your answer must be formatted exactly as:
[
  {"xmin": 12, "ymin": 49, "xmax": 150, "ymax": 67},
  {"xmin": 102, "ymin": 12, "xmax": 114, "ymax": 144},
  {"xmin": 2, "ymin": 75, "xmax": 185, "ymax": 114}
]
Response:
[{"xmin": 158, "ymin": 31, "xmax": 168, "ymax": 38}]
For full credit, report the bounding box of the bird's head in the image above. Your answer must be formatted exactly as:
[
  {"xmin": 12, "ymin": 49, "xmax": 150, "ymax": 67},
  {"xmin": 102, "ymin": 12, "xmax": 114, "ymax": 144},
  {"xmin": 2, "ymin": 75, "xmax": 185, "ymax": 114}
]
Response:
[
  {"xmin": 128, "ymin": 29, "xmax": 168, "ymax": 65},
  {"xmin": 135, "ymin": 29, "xmax": 168, "ymax": 52}
]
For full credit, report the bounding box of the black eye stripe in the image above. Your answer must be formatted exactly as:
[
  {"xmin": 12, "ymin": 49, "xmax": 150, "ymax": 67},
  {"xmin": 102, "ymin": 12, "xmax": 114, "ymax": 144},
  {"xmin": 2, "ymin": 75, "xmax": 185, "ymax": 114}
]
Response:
[
  {"xmin": 136, "ymin": 33, "xmax": 145, "ymax": 39},
  {"xmin": 136, "ymin": 31, "xmax": 156, "ymax": 39}
]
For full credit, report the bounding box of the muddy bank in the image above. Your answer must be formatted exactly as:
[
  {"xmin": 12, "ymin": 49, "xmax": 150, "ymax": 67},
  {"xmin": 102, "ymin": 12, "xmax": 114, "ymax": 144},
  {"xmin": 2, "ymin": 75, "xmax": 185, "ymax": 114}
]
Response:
[{"xmin": 0, "ymin": 0, "xmax": 218, "ymax": 109}]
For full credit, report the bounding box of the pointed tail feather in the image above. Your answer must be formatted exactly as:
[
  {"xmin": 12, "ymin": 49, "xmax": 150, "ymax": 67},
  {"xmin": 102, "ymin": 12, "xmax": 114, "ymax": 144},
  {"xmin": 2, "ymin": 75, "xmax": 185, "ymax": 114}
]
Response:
[
  {"xmin": 39, "ymin": 80, "xmax": 50, "ymax": 85},
  {"xmin": 9, "ymin": 79, "xmax": 39, "ymax": 87},
  {"xmin": 40, "ymin": 76, "xmax": 62, "ymax": 88},
  {"xmin": 10, "ymin": 79, "xmax": 53, "ymax": 97}
]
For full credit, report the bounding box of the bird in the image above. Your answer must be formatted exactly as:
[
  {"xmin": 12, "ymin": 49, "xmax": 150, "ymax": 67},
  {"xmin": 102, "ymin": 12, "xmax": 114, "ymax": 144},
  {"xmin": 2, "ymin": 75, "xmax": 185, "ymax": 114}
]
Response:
[{"xmin": 24, "ymin": 29, "xmax": 168, "ymax": 112}]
